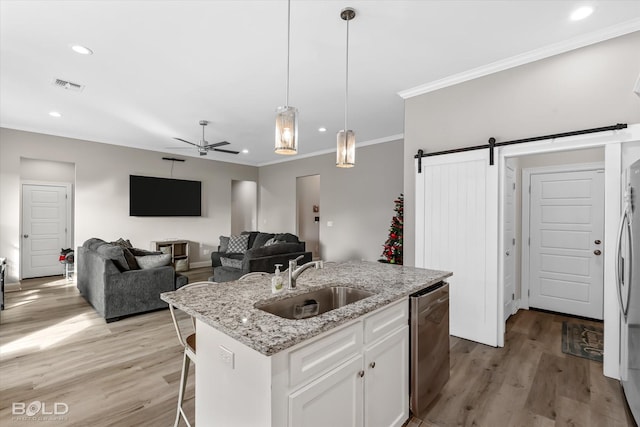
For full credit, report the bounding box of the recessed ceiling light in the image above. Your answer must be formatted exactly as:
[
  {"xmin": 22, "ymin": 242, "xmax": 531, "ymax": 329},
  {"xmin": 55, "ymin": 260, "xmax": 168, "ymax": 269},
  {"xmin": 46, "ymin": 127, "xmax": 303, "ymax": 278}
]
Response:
[
  {"xmin": 49, "ymin": 111, "xmax": 62, "ymax": 118},
  {"xmin": 71, "ymin": 44, "xmax": 93, "ymax": 55},
  {"xmin": 570, "ymin": 6, "xmax": 593, "ymax": 21},
  {"xmin": 241, "ymin": 149, "xmax": 249, "ymax": 154},
  {"xmin": 318, "ymin": 127, "xmax": 327, "ymax": 132}
]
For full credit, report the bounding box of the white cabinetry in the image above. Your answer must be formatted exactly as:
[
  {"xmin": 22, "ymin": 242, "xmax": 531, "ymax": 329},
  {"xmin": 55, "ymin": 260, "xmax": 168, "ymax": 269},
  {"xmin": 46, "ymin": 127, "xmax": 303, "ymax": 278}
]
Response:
[
  {"xmin": 289, "ymin": 355, "xmax": 364, "ymax": 427},
  {"xmin": 195, "ymin": 297, "xmax": 409, "ymax": 427},
  {"xmin": 286, "ymin": 298, "xmax": 409, "ymax": 427}
]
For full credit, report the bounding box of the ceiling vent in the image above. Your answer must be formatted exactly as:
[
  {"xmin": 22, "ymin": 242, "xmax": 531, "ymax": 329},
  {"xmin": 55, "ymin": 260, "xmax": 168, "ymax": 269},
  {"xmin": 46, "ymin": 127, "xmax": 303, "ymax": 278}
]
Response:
[{"xmin": 51, "ymin": 78, "xmax": 84, "ymax": 92}]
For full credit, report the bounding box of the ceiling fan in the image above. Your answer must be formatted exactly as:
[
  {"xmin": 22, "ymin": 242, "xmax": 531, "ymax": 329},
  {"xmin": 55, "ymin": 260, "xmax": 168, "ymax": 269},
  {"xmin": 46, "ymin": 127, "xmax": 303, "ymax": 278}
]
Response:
[{"xmin": 174, "ymin": 120, "xmax": 239, "ymax": 156}]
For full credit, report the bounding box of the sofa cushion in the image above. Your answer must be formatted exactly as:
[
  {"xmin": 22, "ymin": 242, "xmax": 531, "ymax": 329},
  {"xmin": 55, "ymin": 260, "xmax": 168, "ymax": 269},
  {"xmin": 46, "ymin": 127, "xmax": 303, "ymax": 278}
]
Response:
[
  {"xmin": 110, "ymin": 239, "xmax": 138, "ymax": 269},
  {"xmin": 219, "ymin": 235, "xmax": 230, "ymax": 253},
  {"xmin": 129, "ymin": 247, "xmax": 162, "ymax": 257},
  {"xmin": 247, "ymin": 242, "xmax": 304, "ymax": 258},
  {"xmin": 228, "ymin": 234, "xmax": 249, "ymax": 253},
  {"xmin": 274, "ymin": 233, "xmax": 299, "ymax": 243},
  {"xmin": 84, "ymin": 237, "xmax": 107, "ymax": 251},
  {"xmin": 252, "ymin": 233, "xmax": 275, "ymax": 249},
  {"xmin": 96, "ymin": 244, "xmax": 130, "ymax": 271},
  {"xmin": 220, "ymin": 257, "xmax": 242, "ymax": 269},
  {"xmin": 135, "ymin": 254, "xmax": 172, "ymax": 269}
]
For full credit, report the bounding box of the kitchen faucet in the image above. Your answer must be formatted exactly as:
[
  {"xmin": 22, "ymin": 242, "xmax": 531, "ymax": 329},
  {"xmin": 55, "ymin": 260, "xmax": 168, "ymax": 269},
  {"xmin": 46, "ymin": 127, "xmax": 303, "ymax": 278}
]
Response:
[{"xmin": 288, "ymin": 255, "xmax": 323, "ymax": 290}]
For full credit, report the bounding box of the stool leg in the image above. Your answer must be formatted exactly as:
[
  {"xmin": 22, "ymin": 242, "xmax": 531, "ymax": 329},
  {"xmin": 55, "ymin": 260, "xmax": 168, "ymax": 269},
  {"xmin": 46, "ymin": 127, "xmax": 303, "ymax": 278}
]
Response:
[{"xmin": 174, "ymin": 350, "xmax": 191, "ymax": 427}]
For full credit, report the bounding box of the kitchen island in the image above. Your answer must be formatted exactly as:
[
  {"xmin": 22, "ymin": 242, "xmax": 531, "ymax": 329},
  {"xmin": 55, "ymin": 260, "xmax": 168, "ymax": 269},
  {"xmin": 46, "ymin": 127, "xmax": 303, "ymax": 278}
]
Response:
[{"xmin": 161, "ymin": 261, "xmax": 451, "ymax": 427}]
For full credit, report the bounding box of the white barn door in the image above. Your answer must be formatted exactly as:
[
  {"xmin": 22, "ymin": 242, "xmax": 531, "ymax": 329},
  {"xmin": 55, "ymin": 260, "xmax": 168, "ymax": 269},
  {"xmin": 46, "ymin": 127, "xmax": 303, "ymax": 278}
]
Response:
[{"xmin": 415, "ymin": 150, "xmax": 499, "ymax": 347}]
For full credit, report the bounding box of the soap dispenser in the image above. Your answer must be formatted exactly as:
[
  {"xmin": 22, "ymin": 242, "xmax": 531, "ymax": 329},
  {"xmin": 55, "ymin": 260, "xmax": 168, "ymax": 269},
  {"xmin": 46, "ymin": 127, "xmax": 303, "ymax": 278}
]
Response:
[{"xmin": 272, "ymin": 264, "xmax": 284, "ymax": 293}]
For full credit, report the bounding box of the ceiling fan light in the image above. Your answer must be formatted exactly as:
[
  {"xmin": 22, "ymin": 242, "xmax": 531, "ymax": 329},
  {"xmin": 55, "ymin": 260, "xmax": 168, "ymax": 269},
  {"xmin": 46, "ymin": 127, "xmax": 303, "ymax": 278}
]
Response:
[
  {"xmin": 275, "ymin": 106, "xmax": 298, "ymax": 155},
  {"xmin": 336, "ymin": 130, "xmax": 355, "ymax": 168}
]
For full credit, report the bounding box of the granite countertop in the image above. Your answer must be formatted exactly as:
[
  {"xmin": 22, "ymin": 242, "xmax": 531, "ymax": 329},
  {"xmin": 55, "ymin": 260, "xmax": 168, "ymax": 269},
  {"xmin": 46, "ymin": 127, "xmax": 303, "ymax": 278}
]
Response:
[{"xmin": 161, "ymin": 261, "xmax": 451, "ymax": 356}]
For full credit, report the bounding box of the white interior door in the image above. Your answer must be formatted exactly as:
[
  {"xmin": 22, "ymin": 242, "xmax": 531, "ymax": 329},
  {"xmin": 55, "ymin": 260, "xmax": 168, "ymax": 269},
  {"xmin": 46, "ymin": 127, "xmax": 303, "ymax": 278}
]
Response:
[
  {"xmin": 528, "ymin": 168, "xmax": 604, "ymax": 319},
  {"xmin": 415, "ymin": 150, "xmax": 499, "ymax": 347},
  {"xmin": 504, "ymin": 165, "xmax": 516, "ymax": 321},
  {"xmin": 21, "ymin": 183, "xmax": 70, "ymax": 278}
]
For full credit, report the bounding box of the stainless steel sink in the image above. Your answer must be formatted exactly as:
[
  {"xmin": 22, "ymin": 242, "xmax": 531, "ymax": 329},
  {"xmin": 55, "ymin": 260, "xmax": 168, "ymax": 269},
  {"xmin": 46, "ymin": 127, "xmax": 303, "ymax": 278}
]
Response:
[{"xmin": 255, "ymin": 286, "xmax": 376, "ymax": 319}]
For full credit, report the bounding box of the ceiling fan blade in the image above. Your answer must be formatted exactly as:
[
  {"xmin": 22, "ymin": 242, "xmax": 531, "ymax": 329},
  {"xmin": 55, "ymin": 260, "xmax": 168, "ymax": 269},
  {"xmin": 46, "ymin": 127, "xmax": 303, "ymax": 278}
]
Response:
[
  {"xmin": 203, "ymin": 141, "xmax": 230, "ymax": 149},
  {"xmin": 174, "ymin": 137, "xmax": 200, "ymax": 147},
  {"xmin": 213, "ymin": 148, "xmax": 240, "ymax": 154}
]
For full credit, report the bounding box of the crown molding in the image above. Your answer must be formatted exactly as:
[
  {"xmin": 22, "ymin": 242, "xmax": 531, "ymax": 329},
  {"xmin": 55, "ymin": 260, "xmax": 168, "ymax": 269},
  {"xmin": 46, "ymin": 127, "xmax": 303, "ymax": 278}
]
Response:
[{"xmin": 398, "ymin": 19, "xmax": 640, "ymax": 100}]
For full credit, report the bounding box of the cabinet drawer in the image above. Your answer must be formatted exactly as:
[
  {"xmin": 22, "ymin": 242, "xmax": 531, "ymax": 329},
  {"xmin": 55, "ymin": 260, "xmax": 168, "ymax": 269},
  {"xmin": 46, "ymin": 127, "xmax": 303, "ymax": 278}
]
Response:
[
  {"xmin": 289, "ymin": 322, "xmax": 362, "ymax": 388},
  {"xmin": 364, "ymin": 298, "xmax": 408, "ymax": 344}
]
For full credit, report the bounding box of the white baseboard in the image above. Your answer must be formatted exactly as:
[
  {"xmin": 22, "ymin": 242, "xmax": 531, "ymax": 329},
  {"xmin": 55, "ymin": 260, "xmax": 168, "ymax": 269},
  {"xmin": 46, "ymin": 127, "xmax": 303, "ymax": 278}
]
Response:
[{"xmin": 4, "ymin": 282, "xmax": 22, "ymax": 292}]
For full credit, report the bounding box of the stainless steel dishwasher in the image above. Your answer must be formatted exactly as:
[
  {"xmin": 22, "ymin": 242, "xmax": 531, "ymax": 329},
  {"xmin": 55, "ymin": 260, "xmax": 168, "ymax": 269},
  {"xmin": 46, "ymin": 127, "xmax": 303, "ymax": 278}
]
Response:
[{"xmin": 409, "ymin": 281, "xmax": 450, "ymax": 420}]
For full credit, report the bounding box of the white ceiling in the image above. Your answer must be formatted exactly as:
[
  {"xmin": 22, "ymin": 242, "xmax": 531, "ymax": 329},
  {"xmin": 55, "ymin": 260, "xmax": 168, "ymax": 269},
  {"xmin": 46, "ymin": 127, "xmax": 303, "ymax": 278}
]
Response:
[{"xmin": 2, "ymin": 1, "xmax": 639, "ymax": 166}]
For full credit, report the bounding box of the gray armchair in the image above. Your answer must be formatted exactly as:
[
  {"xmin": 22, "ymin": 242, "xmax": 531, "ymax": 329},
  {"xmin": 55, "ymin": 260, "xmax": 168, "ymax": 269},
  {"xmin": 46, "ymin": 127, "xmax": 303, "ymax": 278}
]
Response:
[{"xmin": 77, "ymin": 238, "xmax": 188, "ymax": 322}]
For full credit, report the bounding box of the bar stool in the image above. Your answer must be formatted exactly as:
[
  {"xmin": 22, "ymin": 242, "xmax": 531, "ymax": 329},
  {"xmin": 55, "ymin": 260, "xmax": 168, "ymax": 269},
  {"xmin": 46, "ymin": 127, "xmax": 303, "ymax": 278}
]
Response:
[
  {"xmin": 169, "ymin": 281, "xmax": 217, "ymax": 427},
  {"xmin": 238, "ymin": 272, "xmax": 270, "ymax": 281}
]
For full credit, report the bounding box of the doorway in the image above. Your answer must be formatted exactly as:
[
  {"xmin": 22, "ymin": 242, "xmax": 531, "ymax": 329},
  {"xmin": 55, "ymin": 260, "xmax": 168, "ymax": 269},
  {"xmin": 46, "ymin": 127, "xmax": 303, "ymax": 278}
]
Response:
[
  {"xmin": 231, "ymin": 180, "xmax": 257, "ymax": 235},
  {"xmin": 21, "ymin": 182, "xmax": 72, "ymax": 279},
  {"xmin": 296, "ymin": 175, "xmax": 320, "ymax": 260},
  {"xmin": 523, "ymin": 164, "xmax": 605, "ymax": 320}
]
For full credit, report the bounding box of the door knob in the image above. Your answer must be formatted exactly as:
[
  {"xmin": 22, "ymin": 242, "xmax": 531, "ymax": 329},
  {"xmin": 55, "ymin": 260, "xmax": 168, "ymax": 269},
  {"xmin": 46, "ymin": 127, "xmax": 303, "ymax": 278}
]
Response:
[
  {"xmin": 23, "ymin": 234, "xmax": 29, "ymax": 238},
  {"xmin": 594, "ymin": 250, "xmax": 602, "ymax": 256},
  {"xmin": 594, "ymin": 240, "xmax": 601, "ymax": 245}
]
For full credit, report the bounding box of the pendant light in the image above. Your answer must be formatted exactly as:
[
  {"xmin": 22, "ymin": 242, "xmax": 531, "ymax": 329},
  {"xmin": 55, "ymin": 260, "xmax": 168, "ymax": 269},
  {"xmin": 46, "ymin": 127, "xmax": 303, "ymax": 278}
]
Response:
[
  {"xmin": 336, "ymin": 7, "xmax": 356, "ymax": 168},
  {"xmin": 275, "ymin": 0, "xmax": 298, "ymax": 155}
]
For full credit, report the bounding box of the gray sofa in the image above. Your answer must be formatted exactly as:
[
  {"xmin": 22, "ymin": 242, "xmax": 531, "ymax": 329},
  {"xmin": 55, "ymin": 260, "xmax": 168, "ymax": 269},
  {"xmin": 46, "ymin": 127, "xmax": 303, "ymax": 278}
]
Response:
[
  {"xmin": 211, "ymin": 232, "xmax": 312, "ymax": 282},
  {"xmin": 77, "ymin": 238, "xmax": 188, "ymax": 322}
]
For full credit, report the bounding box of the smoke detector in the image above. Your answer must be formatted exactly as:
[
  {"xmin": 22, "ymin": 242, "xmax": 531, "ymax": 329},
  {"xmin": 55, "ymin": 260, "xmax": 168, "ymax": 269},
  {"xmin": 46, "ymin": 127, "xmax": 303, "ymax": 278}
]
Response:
[{"xmin": 51, "ymin": 78, "xmax": 85, "ymax": 92}]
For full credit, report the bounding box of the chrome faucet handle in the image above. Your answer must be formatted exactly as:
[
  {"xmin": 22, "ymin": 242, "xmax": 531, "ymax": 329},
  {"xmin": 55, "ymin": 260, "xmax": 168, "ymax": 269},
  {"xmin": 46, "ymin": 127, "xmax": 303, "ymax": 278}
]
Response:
[{"xmin": 289, "ymin": 254, "xmax": 304, "ymax": 268}]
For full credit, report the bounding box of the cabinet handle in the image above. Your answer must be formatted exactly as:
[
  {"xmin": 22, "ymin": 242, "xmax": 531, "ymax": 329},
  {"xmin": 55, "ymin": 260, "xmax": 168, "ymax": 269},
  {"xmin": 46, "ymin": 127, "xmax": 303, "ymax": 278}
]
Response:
[
  {"xmin": 594, "ymin": 250, "xmax": 602, "ymax": 256},
  {"xmin": 369, "ymin": 362, "xmax": 376, "ymax": 369},
  {"xmin": 358, "ymin": 370, "xmax": 365, "ymax": 378},
  {"xmin": 595, "ymin": 239, "xmax": 601, "ymax": 245}
]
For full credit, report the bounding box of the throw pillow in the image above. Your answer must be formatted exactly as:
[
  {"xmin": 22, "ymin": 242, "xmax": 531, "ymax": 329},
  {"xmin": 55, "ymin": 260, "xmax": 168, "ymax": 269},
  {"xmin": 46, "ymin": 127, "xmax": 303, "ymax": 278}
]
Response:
[
  {"xmin": 96, "ymin": 244, "xmax": 130, "ymax": 271},
  {"xmin": 129, "ymin": 247, "xmax": 162, "ymax": 257},
  {"xmin": 274, "ymin": 233, "xmax": 299, "ymax": 243},
  {"xmin": 219, "ymin": 235, "xmax": 230, "ymax": 253},
  {"xmin": 227, "ymin": 234, "xmax": 249, "ymax": 254},
  {"xmin": 135, "ymin": 254, "xmax": 172, "ymax": 269},
  {"xmin": 220, "ymin": 257, "xmax": 243, "ymax": 269},
  {"xmin": 110, "ymin": 238, "xmax": 138, "ymax": 269},
  {"xmin": 252, "ymin": 233, "xmax": 275, "ymax": 249},
  {"xmin": 110, "ymin": 238, "xmax": 133, "ymax": 249},
  {"xmin": 263, "ymin": 238, "xmax": 278, "ymax": 247}
]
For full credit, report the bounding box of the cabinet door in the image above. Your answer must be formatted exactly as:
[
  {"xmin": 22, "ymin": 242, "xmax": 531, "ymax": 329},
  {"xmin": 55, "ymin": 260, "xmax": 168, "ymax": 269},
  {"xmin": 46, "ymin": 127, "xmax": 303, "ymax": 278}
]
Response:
[
  {"xmin": 364, "ymin": 326, "xmax": 409, "ymax": 427},
  {"xmin": 289, "ymin": 355, "xmax": 363, "ymax": 427}
]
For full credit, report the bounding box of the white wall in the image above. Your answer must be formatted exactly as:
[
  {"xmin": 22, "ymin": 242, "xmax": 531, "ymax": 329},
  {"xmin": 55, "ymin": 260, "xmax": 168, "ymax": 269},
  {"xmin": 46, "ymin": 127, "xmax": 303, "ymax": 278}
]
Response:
[
  {"xmin": 404, "ymin": 31, "xmax": 640, "ymax": 266},
  {"xmin": 296, "ymin": 175, "xmax": 320, "ymax": 259},
  {"xmin": 231, "ymin": 180, "xmax": 257, "ymax": 235},
  {"xmin": 259, "ymin": 140, "xmax": 403, "ymax": 263},
  {"xmin": 0, "ymin": 128, "xmax": 257, "ymax": 282}
]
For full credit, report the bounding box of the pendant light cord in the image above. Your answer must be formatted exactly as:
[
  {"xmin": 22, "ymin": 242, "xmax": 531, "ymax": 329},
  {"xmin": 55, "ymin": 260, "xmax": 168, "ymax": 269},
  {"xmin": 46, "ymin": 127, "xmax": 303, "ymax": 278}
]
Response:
[
  {"xmin": 285, "ymin": 0, "xmax": 291, "ymax": 107},
  {"xmin": 344, "ymin": 16, "xmax": 349, "ymax": 131}
]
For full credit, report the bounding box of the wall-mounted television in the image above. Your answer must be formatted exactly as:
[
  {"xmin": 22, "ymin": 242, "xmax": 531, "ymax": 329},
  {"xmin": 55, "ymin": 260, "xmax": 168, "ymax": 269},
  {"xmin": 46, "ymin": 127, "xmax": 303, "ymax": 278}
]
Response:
[{"xmin": 129, "ymin": 175, "xmax": 201, "ymax": 217}]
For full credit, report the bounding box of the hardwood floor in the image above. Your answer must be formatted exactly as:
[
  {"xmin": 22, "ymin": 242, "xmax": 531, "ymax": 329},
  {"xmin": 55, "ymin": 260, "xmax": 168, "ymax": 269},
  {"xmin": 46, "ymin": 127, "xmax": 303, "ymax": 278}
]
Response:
[
  {"xmin": 407, "ymin": 310, "xmax": 635, "ymax": 427},
  {"xmin": 1, "ymin": 270, "xmax": 635, "ymax": 426}
]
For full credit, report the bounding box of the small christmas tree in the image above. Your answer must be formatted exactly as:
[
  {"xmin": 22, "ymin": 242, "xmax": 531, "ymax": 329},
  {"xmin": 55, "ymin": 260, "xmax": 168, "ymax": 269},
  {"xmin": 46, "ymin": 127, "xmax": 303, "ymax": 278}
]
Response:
[{"xmin": 381, "ymin": 193, "xmax": 403, "ymax": 264}]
